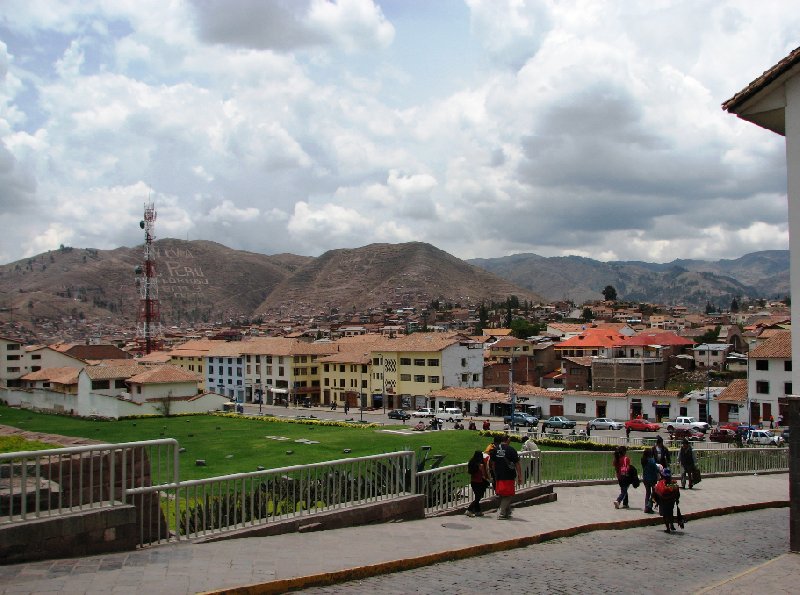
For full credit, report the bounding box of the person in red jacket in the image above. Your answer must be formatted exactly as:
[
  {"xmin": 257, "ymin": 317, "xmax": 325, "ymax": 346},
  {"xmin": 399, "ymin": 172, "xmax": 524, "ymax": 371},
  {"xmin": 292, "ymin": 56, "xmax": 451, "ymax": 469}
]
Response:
[{"xmin": 655, "ymin": 468, "xmax": 681, "ymax": 533}]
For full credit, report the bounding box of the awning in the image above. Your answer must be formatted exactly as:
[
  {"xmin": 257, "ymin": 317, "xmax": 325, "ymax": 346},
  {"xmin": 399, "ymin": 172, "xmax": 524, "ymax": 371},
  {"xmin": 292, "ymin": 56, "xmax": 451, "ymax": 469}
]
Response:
[{"xmin": 270, "ymin": 388, "xmax": 288, "ymax": 394}]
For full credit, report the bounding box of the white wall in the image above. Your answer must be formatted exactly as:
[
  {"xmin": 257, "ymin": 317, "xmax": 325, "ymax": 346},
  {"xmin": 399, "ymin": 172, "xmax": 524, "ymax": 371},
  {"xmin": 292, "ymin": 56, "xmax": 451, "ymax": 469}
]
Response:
[{"xmin": 441, "ymin": 344, "xmax": 483, "ymax": 388}]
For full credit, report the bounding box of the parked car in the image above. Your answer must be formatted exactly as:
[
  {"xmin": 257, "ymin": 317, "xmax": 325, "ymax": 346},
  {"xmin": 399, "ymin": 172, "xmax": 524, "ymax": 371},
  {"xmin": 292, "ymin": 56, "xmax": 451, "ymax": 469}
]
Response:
[
  {"xmin": 439, "ymin": 407, "xmax": 464, "ymax": 422},
  {"xmin": 709, "ymin": 428, "xmax": 737, "ymax": 443},
  {"xmin": 747, "ymin": 429, "xmax": 785, "ymax": 446},
  {"xmin": 541, "ymin": 416, "xmax": 576, "ymax": 430},
  {"xmin": 624, "ymin": 418, "xmax": 661, "ymax": 432},
  {"xmin": 662, "ymin": 416, "xmax": 709, "ymax": 434},
  {"xmin": 503, "ymin": 412, "xmax": 539, "ymax": 427},
  {"xmin": 669, "ymin": 427, "xmax": 705, "ymax": 441},
  {"xmin": 720, "ymin": 422, "xmax": 756, "ymax": 436},
  {"xmin": 387, "ymin": 409, "xmax": 410, "ymax": 421},
  {"xmin": 587, "ymin": 418, "xmax": 623, "ymax": 430},
  {"xmin": 411, "ymin": 408, "xmax": 436, "ymax": 418}
]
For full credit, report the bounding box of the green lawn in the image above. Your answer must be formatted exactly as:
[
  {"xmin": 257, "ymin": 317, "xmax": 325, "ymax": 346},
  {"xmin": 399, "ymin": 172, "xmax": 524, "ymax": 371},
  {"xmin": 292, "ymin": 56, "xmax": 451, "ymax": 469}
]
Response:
[{"xmin": 0, "ymin": 406, "xmax": 500, "ymax": 480}]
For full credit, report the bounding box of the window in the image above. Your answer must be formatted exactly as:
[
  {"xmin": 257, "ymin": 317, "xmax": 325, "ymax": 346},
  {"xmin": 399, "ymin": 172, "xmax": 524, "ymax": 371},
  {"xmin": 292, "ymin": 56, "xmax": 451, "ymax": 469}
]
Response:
[
  {"xmin": 6, "ymin": 354, "xmax": 20, "ymax": 360},
  {"xmin": 361, "ymin": 365, "xmax": 368, "ymax": 374},
  {"xmin": 246, "ymin": 365, "xmax": 251, "ymax": 374},
  {"xmin": 324, "ymin": 364, "xmax": 329, "ymax": 372},
  {"xmin": 91, "ymin": 380, "xmax": 110, "ymax": 390},
  {"xmin": 428, "ymin": 376, "xmax": 440, "ymax": 383},
  {"xmin": 785, "ymin": 382, "xmax": 793, "ymax": 395},
  {"xmin": 756, "ymin": 360, "xmax": 768, "ymax": 371},
  {"xmin": 414, "ymin": 375, "xmax": 425, "ymax": 382},
  {"xmin": 339, "ymin": 365, "xmax": 345, "ymax": 373},
  {"xmin": 461, "ymin": 373, "xmax": 469, "ymax": 382},
  {"xmin": 373, "ymin": 357, "xmax": 381, "ymax": 365},
  {"xmin": 786, "ymin": 360, "xmax": 793, "ymax": 372},
  {"xmin": 350, "ymin": 365, "xmax": 357, "ymax": 373},
  {"xmin": 461, "ymin": 358, "xmax": 467, "ymax": 367},
  {"xmin": 31, "ymin": 366, "xmax": 41, "ymax": 372},
  {"xmin": 400, "ymin": 358, "xmax": 411, "ymax": 365},
  {"xmin": 413, "ymin": 358, "xmax": 425, "ymax": 366},
  {"xmin": 7, "ymin": 344, "xmax": 19, "ymax": 350},
  {"xmin": 266, "ymin": 366, "xmax": 272, "ymax": 375},
  {"xmin": 114, "ymin": 379, "xmax": 127, "ymax": 389},
  {"xmin": 339, "ymin": 379, "xmax": 346, "ymax": 388},
  {"xmin": 31, "ymin": 354, "xmax": 41, "ymax": 360},
  {"xmin": 278, "ymin": 367, "xmax": 284, "ymax": 376},
  {"xmin": 473, "ymin": 374, "xmax": 480, "ymax": 382},
  {"xmin": 42, "ymin": 381, "xmax": 50, "ymax": 388},
  {"xmin": 427, "ymin": 358, "xmax": 439, "ymax": 366},
  {"xmin": 400, "ymin": 374, "xmax": 411, "ymax": 381},
  {"xmin": 324, "ymin": 378, "xmax": 330, "ymax": 386},
  {"xmin": 576, "ymin": 403, "xmax": 586, "ymax": 414},
  {"xmin": 198, "ymin": 365, "xmax": 203, "ymax": 374},
  {"xmin": 310, "ymin": 367, "xmax": 317, "ymax": 375},
  {"xmin": 266, "ymin": 356, "xmax": 273, "ymax": 364},
  {"xmin": 756, "ymin": 381, "xmax": 769, "ymax": 394}
]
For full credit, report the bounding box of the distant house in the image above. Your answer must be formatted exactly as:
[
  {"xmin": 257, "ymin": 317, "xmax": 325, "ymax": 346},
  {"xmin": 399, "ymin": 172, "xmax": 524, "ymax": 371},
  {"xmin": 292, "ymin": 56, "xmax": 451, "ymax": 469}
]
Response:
[
  {"xmin": 747, "ymin": 330, "xmax": 791, "ymax": 423},
  {"xmin": 693, "ymin": 344, "xmax": 733, "ymax": 369}
]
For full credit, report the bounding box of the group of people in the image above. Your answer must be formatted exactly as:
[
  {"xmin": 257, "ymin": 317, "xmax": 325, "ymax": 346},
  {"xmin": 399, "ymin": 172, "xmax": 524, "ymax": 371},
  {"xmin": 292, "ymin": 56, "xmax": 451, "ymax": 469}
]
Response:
[
  {"xmin": 466, "ymin": 434, "xmax": 522, "ymax": 519},
  {"xmin": 612, "ymin": 436, "xmax": 698, "ymax": 534},
  {"xmin": 413, "ymin": 418, "xmax": 490, "ymax": 432}
]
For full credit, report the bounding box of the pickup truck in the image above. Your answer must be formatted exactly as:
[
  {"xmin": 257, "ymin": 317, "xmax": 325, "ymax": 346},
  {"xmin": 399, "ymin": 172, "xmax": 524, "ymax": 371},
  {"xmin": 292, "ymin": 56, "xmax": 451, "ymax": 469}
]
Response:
[
  {"xmin": 747, "ymin": 429, "xmax": 785, "ymax": 446},
  {"xmin": 411, "ymin": 408, "xmax": 436, "ymax": 418},
  {"xmin": 503, "ymin": 412, "xmax": 539, "ymax": 427},
  {"xmin": 662, "ymin": 417, "xmax": 709, "ymax": 434}
]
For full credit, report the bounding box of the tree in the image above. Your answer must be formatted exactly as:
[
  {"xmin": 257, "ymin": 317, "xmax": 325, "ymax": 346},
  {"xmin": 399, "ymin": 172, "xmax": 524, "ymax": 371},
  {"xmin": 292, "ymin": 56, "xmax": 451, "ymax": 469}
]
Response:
[
  {"xmin": 581, "ymin": 307, "xmax": 593, "ymax": 322},
  {"xmin": 705, "ymin": 301, "xmax": 714, "ymax": 315},
  {"xmin": 730, "ymin": 297, "xmax": 739, "ymax": 312},
  {"xmin": 510, "ymin": 318, "xmax": 536, "ymax": 339},
  {"xmin": 602, "ymin": 285, "xmax": 617, "ymax": 301},
  {"xmin": 507, "ymin": 295, "xmax": 520, "ymax": 309}
]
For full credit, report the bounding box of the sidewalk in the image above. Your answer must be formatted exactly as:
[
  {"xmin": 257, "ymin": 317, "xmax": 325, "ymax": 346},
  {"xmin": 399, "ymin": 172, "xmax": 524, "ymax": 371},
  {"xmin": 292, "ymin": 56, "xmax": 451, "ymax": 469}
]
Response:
[{"xmin": 0, "ymin": 473, "xmax": 791, "ymax": 594}]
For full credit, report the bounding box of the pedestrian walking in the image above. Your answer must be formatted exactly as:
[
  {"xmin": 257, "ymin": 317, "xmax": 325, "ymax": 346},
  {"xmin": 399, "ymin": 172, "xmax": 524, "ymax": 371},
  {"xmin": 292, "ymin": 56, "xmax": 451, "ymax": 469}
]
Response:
[
  {"xmin": 625, "ymin": 426, "xmax": 631, "ymax": 441},
  {"xmin": 344, "ymin": 402, "xmax": 349, "ymax": 415},
  {"xmin": 653, "ymin": 435, "xmax": 671, "ymax": 469},
  {"xmin": 654, "ymin": 468, "xmax": 681, "ymax": 533},
  {"xmin": 678, "ymin": 439, "xmax": 698, "ymax": 489},
  {"xmin": 586, "ymin": 424, "xmax": 591, "ymax": 438},
  {"xmin": 482, "ymin": 419, "xmax": 491, "ymax": 431},
  {"xmin": 641, "ymin": 447, "xmax": 658, "ymax": 513},
  {"xmin": 465, "ymin": 450, "xmax": 489, "ymax": 517},
  {"xmin": 612, "ymin": 445, "xmax": 631, "ymax": 509},
  {"xmin": 489, "ymin": 434, "xmax": 521, "ymax": 519}
]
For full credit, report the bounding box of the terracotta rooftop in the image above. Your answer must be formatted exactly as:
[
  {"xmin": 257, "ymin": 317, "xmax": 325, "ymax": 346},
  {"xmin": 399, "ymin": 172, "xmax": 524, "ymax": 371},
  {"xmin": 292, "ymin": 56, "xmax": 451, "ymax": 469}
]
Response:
[
  {"xmin": 84, "ymin": 363, "xmax": 143, "ymax": 380},
  {"xmin": 127, "ymin": 365, "xmax": 202, "ymax": 384},
  {"xmin": 716, "ymin": 378, "xmax": 748, "ymax": 403},
  {"xmin": 20, "ymin": 367, "xmax": 80, "ymax": 384},
  {"xmin": 749, "ymin": 331, "xmax": 791, "ymax": 359},
  {"xmin": 428, "ymin": 386, "xmax": 508, "ymax": 403},
  {"xmin": 723, "ymin": 46, "xmax": 800, "ymax": 115}
]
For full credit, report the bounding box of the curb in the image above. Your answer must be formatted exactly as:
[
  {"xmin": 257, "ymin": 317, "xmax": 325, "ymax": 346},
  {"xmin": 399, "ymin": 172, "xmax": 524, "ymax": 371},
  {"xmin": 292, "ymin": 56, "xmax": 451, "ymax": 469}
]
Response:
[{"xmin": 199, "ymin": 500, "xmax": 789, "ymax": 595}]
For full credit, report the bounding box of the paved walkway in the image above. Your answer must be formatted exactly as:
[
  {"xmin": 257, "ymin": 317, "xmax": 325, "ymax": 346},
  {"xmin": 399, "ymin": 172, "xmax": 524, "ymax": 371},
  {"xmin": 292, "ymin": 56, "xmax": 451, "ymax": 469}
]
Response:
[{"xmin": 0, "ymin": 473, "xmax": 792, "ymax": 594}]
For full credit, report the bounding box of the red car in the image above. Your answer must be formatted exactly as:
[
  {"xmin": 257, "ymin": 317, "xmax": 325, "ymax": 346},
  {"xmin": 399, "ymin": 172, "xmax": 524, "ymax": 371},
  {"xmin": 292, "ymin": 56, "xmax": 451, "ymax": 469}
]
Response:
[
  {"xmin": 670, "ymin": 427, "xmax": 705, "ymax": 441},
  {"xmin": 625, "ymin": 418, "xmax": 660, "ymax": 432},
  {"xmin": 709, "ymin": 428, "xmax": 736, "ymax": 443}
]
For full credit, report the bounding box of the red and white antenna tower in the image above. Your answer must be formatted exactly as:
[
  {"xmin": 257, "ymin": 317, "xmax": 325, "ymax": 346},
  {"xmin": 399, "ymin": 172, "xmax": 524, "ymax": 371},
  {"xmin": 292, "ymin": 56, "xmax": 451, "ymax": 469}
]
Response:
[{"xmin": 135, "ymin": 201, "xmax": 162, "ymax": 354}]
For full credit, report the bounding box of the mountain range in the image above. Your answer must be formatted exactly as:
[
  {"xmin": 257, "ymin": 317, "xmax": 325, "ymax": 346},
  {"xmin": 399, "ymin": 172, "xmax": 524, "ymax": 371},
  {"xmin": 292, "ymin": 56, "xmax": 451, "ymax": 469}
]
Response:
[{"xmin": 0, "ymin": 241, "xmax": 789, "ymax": 336}]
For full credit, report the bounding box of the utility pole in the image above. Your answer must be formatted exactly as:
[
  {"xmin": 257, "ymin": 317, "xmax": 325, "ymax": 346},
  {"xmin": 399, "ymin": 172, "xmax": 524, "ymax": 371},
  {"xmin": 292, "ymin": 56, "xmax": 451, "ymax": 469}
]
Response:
[{"xmin": 509, "ymin": 353, "xmax": 516, "ymax": 428}]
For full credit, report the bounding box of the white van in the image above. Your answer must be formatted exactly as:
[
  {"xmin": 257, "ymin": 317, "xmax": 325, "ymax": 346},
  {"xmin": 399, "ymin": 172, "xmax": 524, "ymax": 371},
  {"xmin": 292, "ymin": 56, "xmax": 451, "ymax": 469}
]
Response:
[{"xmin": 440, "ymin": 407, "xmax": 464, "ymax": 422}]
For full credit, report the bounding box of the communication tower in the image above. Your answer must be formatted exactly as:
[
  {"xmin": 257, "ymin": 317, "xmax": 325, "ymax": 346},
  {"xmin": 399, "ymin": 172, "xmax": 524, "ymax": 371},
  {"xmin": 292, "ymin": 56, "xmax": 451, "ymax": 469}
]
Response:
[{"xmin": 135, "ymin": 201, "xmax": 162, "ymax": 354}]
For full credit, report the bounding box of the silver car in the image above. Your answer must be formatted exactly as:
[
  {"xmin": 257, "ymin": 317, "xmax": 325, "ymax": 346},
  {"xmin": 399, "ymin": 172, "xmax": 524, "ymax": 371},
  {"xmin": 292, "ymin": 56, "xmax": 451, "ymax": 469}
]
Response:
[{"xmin": 588, "ymin": 418, "xmax": 623, "ymax": 430}]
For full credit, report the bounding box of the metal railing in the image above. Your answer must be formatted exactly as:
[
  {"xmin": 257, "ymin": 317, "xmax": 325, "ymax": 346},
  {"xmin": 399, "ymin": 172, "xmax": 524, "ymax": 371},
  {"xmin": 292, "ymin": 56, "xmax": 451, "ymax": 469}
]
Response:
[
  {"xmin": 695, "ymin": 447, "xmax": 788, "ymax": 474},
  {"xmin": 1, "ymin": 438, "xmax": 788, "ymax": 548},
  {"xmin": 126, "ymin": 450, "xmax": 416, "ymax": 545},
  {"xmin": 417, "ymin": 451, "xmax": 540, "ymax": 515},
  {"xmin": 537, "ymin": 446, "xmax": 788, "ymax": 484},
  {"xmin": 0, "ymin": 439, "xmax": 178, "ymax": 524}
]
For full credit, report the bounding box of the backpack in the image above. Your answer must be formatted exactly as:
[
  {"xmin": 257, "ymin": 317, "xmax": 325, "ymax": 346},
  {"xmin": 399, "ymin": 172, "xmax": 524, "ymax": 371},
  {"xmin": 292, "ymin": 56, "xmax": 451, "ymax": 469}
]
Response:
[{"xmin": 626, "ymin": 464, "xmax": 640, "ymax": 488}]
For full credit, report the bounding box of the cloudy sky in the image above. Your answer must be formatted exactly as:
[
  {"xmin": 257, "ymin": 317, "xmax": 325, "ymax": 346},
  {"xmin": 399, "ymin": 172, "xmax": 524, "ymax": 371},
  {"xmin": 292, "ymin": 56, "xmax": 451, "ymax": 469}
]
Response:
[{"xmin": 1, "ymin": 0, "xmax": 798, "ymax": 266}]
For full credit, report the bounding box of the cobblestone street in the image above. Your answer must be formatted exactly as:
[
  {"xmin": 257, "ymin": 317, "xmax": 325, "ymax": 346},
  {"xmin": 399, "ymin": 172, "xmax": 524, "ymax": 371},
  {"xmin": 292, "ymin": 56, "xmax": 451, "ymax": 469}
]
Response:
[{"xmin": 302, "ymin": 508, "xmax": 789, "ymax": 594}]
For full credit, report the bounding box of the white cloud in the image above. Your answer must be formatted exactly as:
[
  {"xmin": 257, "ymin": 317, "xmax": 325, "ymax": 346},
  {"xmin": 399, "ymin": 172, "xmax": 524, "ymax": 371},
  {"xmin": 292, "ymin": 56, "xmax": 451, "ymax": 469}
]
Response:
[{"xmin": 0, "ymin": 0, "xmax": 796, "ymax": 268}]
